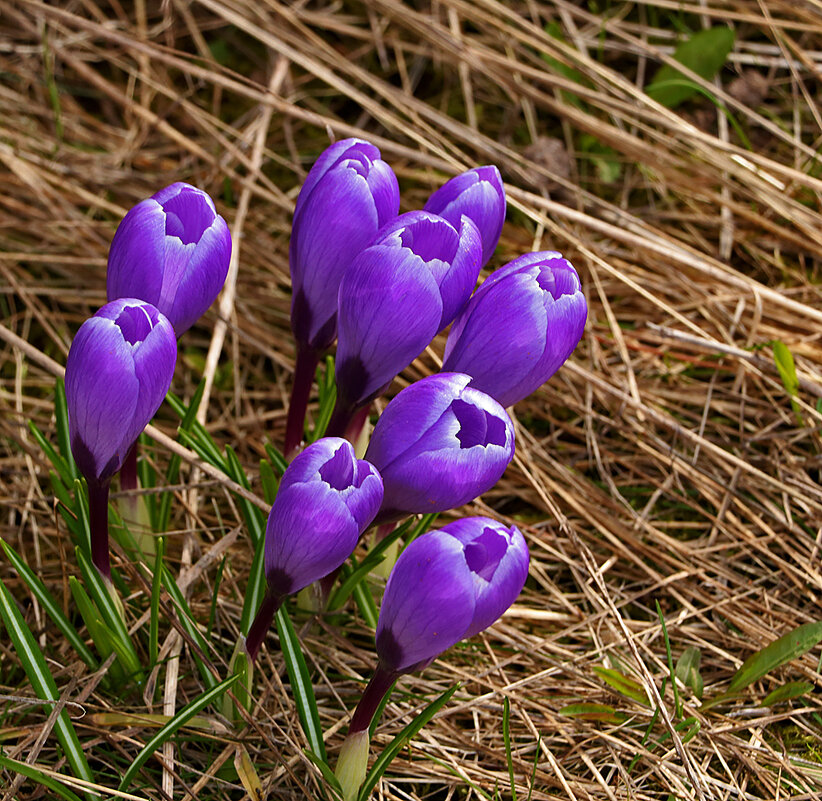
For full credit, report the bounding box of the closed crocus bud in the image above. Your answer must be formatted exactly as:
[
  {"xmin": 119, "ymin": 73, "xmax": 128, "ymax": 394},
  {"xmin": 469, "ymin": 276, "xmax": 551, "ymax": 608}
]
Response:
[
  {"xmin": 424, "ymin": 166, "xmax": 506, "ymax": 266},
  {"xmin": 290, "ymin": 138, "xmax": 400, "ymax": 354},
  {"xmin": 284, "ymin": 139, "xmax": 400, "ymax": 456},
  {"xmin": 65, "ymin": 299, "xmax": 177, "ymax": 578},
  {"xmin": 336, "ymin": 518, "xmax": 529, "ymax": 801},
  {"xmin": 244, "ymin": 437, "xmax": 383, "ymax": 661},
  {"xmin": 365, "ymin": 373, "xmax": 514, "ymax": 524},
  {"xmin": 443, "ymin": 251, "xmax": 587, "ymax": 408},
  {"xmin": 329, "ymin": 212, "xmax": 483, "ymax": 435},
  {"xmin": 107, "ymin": 183, "xmax": 232, "ymax": 337}
]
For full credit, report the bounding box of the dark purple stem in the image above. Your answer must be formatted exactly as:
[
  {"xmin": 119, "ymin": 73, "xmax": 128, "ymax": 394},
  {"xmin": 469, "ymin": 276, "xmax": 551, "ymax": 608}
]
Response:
[
  {"xmin": 120, "ymin": 442, "xmax": 138, "ymax": 493},
  {"xmin": 375, "ymin": 523, "xmax": 396, "ymax": 543},
  {"xmin": 325, "ymin": 397, "xmax": 358, "ymax": 440},
  {"xmin": 344, "ymin": 404, "xmax": 371, "ymax": 445},
  {"xmin": 88, "ymin": 480, "xmax": 112, "ymax": 580},
  {"xmin": 245, "ymin": 593, "xmax": 283, "ymax": 662},
  {"xmin": 319, "ymin": 567, "xmax": 341, "ymax": 605},
  {"xmin": 349, "ymin": 664, "xmax": 399, "ymax": 734},
  {"xmin": 284, "ymin": 347, "xmax": 320, "ymax": 459}
]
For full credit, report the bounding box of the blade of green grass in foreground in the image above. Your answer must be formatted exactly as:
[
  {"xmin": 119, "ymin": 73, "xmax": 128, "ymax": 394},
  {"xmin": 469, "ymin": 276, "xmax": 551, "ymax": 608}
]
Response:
[
  {"xmin": 0, "ymin": 578, "xmax": 96, "ymax": 799},
  {"xmin": 276, "ymin": 606, "xmax": 326, "ymax": 761},
  {"xmin": 0, "ymin": 540, "xmax": 96, "ymax": 669},
  {"xmin": 118, "ymin": 674, "xmax": 239, "ymax": 792},
  {"xmin": 357, "ymin": 683, "xmax": 459, "ymax": 801}
]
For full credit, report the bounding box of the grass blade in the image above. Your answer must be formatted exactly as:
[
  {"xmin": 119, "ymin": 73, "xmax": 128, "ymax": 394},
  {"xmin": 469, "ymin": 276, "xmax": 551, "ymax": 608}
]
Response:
[
  {"xmin": 0, "ymin": 752, "xmax": 84, "ymax": 801},
  {"xmin": 53, "ymin": 379, "xmax": 77, "ymax": 481},
  {"xmin": 29, "ymin": 421, "xmax": 72, "ymax": 486},
  {"xmin": 358, "ymin": 683, "xmax": 459, "ymax": 801},
  {"xmin": 117, "ymin": 674, "xmax": 239, "ymax": 792},
  {"xmin": 74, "ymin": 548, "xmax": 143, "ymax": 683},
  {"xmin": 1, "ymin": 539, "xmax": 96, "ymax": 669},
  {"xmin": 275, "ymin": 606, "xmax": 326, "ymax": 761},
  {"xmin": 0, "ymin": 578, "xmax": 95, "ymax": 798},
  {"xmin": 503, "ymin": 697, "xmax": 517, "ymax": 801},
  {"xmin": 728, "ymin": 621, "xmax": 822, "ymax": 694},
  {"xmin": 149, "ymin": 537, "xmax": 165, "ymax": 667},
  {"xmin": 161, "ymin": 565, "xmax": 218, "ymax": 691},
  {"xmin": 241, "ymin": 540, "xmax": 267, "ymax": 635},
  {"xmin": 305, "ymin": 749, "xmax": 343, "ymax": 798},
  {"xmin": 656, "ymin": 601, "xmax": 680, "ymax": 716}
]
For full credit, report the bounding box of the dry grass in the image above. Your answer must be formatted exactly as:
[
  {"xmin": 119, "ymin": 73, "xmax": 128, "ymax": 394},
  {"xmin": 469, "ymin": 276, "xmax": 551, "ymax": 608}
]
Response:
[{"xmin": 2, "ymin": 0, "xmax": 822, "ymax": 798}]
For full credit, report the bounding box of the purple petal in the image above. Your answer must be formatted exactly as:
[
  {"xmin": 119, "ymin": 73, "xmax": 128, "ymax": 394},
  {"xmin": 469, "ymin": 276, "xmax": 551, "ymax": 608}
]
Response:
[
  {"xmin": 365, "ymin": 374, "xmax": 473, "ymax": 471},
  {"xmin": 335, "ymin": 242, "xmax": 442, "ymax": 407},
  {"xmin": 66, "ymin": 299, "xmax": 177, "ymax": 483},
  {"xmin": 107, "ymin": 184, "xmax": 231, "ymax": 336},
  {"xmin": 106, "ymin": 199, "xmax": 165, "ymax": 307},
  {"xmin": 441, "ymin": 518, "xmax": 529, "ymax": 638},
  {"xmin": 263, "ymin": 438, "xmax": 384, "ymax": 595},
  {"xmin": 294, "ymin": 139, "xmax": 381, "ymax": 220},
  {"xmin": 367, "ymin": 378, "xmax": 514, "ymax": 515},
  {"xmin": 435, "ymin": 215, "xmax": 482, "ymax": 329},
  {"xmin": 163, "ymin": 216, "xmax": 232, "ymax": 335},
  {"xmin": 424, "ymin": 166, "xmax": 506, "ymax": 266},
  {"xmin": 264, "ymin": 481, "xmax": 360, "ymax": 596},
  {"xmin": 376, "ymin": 531, "xmax": 475, "ymax": 673}
]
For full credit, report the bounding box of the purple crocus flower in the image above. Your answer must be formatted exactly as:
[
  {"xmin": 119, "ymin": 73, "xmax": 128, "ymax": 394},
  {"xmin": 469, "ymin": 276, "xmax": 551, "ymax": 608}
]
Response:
[
  {"xmin": 424, "ymin": 166, "xmax": 506, "ymax": 266},
  {"xmin": 335, "ymin": 518, "xmax": 528, "ymax": 799},
  {"xmin": 65, "ymin": 298, "xmax": 177, "ymax": 577},
  {"xmin": 377, "ymin": 518, "xmax": 529, "ymax": 673},
  {"xmin": 365, "ymin": 373, "xmax": 514, "ymax": 523},
  {"xmin": 107, "ymin": 183, "xmax": 232, "ymax": 337},
  {"xmin": 284, "ymin": 138, "xmax": 400, "ymax": 456},
  {"xmin": 443, "ymin": 251, "xmax": 587, "ymax": 407},
  {"xmin": 329, "ymin": 211, "xmax": 483, "ymax": 435},
  {"xmin": 290, "ymin": 138, "xmax": 400, "ymax": 354},
  {"xmin": 244, "ymin": 437, "xmax": 383, "ymax": 660}
]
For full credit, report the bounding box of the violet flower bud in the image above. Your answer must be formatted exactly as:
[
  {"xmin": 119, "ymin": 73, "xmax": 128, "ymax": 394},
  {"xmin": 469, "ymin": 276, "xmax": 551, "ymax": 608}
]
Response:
[
  {"xmin": 336, "ymin": 518, "xmax": 528, "ymax": 800},
  {"xmin": 65, "ymin": 299, "xmax": 177, "ymax": 577},
  {"xmin": 333, "ymin": 211, "xmax": 482, "ymax": 418},
  {"xmin": 290, "ymin": 138, "xmax": 400, "ymax": 354},
  {"xmin": 377, "ymin": 518, "xmax": 529, "ymax": 674},
  {"xmin": 365, "ymin": 373, "xmax": 514, "ymax": 522},
  {"xmin": 107, "ymin": 183, "xmax": 232, "ymax": 337},
  {"xmin": 424, "ymin": 166, "xmax": 506, "ymax": 266},
  {"xmin": 66, "ymin": 299, "xmax": 177, "ymax": 486},
  {"xmin": 245, "ymin": 438, "xmax": 383, "ymax": 660},
  {"xmin": 443, "ymin": 251, "xmax": 587, "ymax": 407}
]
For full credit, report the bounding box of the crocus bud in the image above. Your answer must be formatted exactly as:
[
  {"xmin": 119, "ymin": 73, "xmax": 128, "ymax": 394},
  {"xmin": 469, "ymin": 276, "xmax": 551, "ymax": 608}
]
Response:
[
  {"xmin": 107, "ymin": 183, "xmax": 232, "ymax": 337},
  {"xmin": 332, "ymin": 212, "xmax": 482, "ymax": 425},
  {"xmin": 424, "ymin": 166, "xmax": 506, "ymax": 266},
  {"xmin": 66, "ymin": 299, "xmax": 177, "ymax": 486},
  {"xmin": 245, "ymin": 438, "xmax": 383, "ymax": 660},
  {"xmin": 65, "ymin": 299, "xmax": 177, "ymax": 577},
  {"xmin": 290, "ymin": 138, "xmax": 400, "ymax": 354},
  {"xmin": 442, "ymin": 251, "xmax": 587, "ymax": 407},
  {"xmin": 377, "ymin": 519, "xmax": 529, "ymax": 673},
  {"xmin": 365, "ymin": 373, "xmax": 514, "ymax": 523},
  {"xmin": 335, "ymin": 517, "xmax": 529, "ymax": 801}
]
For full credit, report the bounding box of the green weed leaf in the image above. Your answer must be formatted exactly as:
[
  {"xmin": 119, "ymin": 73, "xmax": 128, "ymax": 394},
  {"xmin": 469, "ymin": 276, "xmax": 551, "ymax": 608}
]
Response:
[
  {"xmin": 646, "ymin": 28, "xmax": 735, "ymax": 108},
  {"xmin": 276, "ymin": 606, "xmax": 326, "ymax": 761},
  {"xmin": 675, "ymin": 646, "xmax": 703, "ymax": 700},
  {"xmin": 728, "ymin": 621, "xmax": 822, "ymax": 694},
  {"xmin": 592, "ymin": 666, "xmax": 649, "ymax": 706}
]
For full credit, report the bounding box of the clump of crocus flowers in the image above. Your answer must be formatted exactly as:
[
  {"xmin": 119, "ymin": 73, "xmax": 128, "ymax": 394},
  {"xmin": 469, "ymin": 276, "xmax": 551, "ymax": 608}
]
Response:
[{"xmin": 59, "ymin": 139, "xmax": 586, "ymax": 799}]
